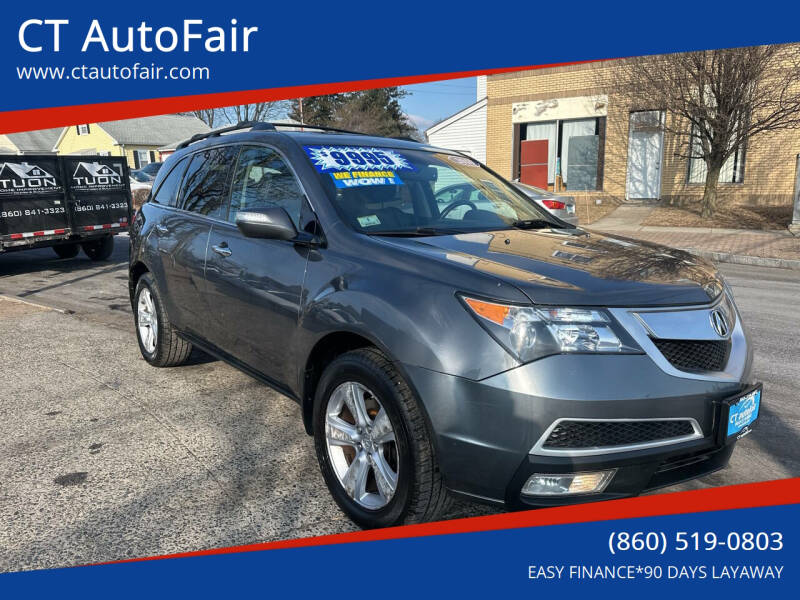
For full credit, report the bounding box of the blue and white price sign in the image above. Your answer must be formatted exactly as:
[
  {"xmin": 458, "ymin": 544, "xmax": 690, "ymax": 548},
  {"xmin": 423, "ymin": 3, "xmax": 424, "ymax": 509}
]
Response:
[{"xmin": 304, "ymin": 146, "xmax": 416, "ymax": 173}]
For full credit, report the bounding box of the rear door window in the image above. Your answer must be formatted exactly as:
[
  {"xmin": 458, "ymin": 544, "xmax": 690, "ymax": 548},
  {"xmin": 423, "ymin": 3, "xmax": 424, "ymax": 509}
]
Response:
[
  {"xmin": 151, "ymin": 157, "xmax": 189, "ymax": 207},
  {"xmin": 179, "ymin": 146, "xmax": 239, "ymax": 219},
  {"xmin": 228, "ymin": 146, "xmax": 305, "ymax": 226}
]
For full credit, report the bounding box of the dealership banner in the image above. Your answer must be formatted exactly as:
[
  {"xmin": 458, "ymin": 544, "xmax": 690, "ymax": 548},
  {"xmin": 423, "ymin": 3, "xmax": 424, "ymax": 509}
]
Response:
[
  {"xmin": 0, "ymin": 479, "xmax": 797, "ymax": 596},
  {"xmin": 1, "ymin": 1, "xmax": 800, "ymax": 130}
]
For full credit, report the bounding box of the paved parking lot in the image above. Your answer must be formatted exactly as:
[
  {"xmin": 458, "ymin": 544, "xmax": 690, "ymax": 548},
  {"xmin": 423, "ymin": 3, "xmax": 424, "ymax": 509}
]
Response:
[{"xmin": 0, "ymin": 235, "xmax": 798, "ymax": 572}]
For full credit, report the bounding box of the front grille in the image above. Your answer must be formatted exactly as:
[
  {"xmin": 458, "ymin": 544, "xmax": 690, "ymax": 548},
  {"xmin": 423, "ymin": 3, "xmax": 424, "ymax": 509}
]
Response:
[
  {"xmin": 652, "ymin": 338, "xmax": 730, "ymax": 372},
  {"xmin": 543, "ymin": 420, "xmax": 696, "ymax": 449}
]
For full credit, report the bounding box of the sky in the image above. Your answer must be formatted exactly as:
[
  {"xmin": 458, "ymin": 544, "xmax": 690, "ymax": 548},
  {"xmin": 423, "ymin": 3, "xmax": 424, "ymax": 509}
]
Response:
[{"xmin": 399, "ymin": 77, "xmax": 477, "ymax": 134}]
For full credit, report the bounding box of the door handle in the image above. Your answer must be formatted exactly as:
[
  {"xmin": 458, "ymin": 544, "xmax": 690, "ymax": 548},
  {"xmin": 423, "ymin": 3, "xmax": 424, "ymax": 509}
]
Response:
[
  {"xmin": 155, "ymin": 224, "xmax": 168, "ymax": 234},
  {"xmin": 212, "ymin": 243, "xmax": 232, "ymax": 257}
]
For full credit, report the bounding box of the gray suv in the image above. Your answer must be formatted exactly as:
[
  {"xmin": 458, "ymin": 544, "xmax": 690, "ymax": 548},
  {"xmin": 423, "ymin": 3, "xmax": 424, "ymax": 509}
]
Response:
[{"xmin": 129, "ymin": 123, "xmax": 760, "ymax": 528}]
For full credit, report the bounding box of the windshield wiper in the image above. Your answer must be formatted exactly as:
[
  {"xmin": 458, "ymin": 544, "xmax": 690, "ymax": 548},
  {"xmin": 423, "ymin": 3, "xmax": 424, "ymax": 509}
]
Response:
[
  {"xmin": 510, "ymin": 219, "xmax": 562, "ymax": 230},
  {"xmin": 367, "ymin": 227, "xmax": 464, "ymax": 237}
]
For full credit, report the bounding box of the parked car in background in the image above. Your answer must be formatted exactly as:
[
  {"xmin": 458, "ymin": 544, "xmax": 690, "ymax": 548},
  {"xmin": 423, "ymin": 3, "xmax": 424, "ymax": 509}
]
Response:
[
  {"xmin": 129, "ymin": 123, "xmax": 758, "ymax": 529},
  {"xmin": 513, "ymin": 182, "xmax": 578, "ymax": 225},
  {"xmin": 130, "ymin": 170, "xmax": 154, "ymax": 210},
  {"xmin": 138, "ymin": 161, "xmax": 163, "ymax": 177},
  {"xmin": 434, "ymin": 180, "xmax": 578, "ymax": 227},
  {"xmin": 130, "ymin": 169, "xmax": 154, "ymax": 189}
]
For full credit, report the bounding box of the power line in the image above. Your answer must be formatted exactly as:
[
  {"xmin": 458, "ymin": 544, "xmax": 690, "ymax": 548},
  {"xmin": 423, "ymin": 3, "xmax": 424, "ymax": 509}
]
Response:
[
  {"xmin": 411, "ymin": 82, "xmax": 476, "ymax": 89},
  {"xmin": 405, "ymin": 89, "xmax": 476, "ymax": 96}
]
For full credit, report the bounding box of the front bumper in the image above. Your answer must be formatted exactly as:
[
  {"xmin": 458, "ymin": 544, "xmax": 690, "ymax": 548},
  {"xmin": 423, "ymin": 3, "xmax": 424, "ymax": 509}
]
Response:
[{"xmin": 403, "ymin": 350, "xmax": 753, "ymax": 508}]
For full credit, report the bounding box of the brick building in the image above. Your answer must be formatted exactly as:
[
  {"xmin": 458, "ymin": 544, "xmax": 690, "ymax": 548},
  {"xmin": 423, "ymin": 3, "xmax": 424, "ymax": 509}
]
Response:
[{"xmin": 485, "ymin": 51, "xmax": 800, "ymax": 210}]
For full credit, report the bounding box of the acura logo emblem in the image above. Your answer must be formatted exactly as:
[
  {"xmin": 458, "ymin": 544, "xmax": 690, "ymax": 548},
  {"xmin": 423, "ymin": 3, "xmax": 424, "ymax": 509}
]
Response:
[{"xmin": 710, "ymin": 309, "xmax": 729, "ymax": 337}]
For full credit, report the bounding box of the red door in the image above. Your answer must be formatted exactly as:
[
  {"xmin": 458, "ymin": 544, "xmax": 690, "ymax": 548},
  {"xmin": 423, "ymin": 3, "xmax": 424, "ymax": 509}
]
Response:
[{"xmin": 519, "ymin": 140, "xmax": 548, "ymax": 188}]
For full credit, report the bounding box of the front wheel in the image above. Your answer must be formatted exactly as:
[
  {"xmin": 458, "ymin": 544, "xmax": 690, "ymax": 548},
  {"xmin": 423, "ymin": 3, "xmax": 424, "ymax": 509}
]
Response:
[
  {"xmin": 81, "ymin": 236, "xmax": 114, "ymax": 261},
  {"xmin": 313, "ymin": 348, "xmax": 450, "ymax": 528}
]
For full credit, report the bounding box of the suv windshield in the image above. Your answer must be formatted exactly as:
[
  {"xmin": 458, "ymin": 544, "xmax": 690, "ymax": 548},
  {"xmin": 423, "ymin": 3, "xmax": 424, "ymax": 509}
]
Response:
[{"xmin": 305, "ymin": 145, "xmax": 561, "ymax": 235}]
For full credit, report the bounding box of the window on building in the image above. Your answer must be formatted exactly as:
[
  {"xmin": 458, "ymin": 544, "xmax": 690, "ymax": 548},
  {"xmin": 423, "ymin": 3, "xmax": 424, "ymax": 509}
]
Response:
[
  {"xmin": 687, "ymin": 128, "xmax": 746, "ymax": 184},
  {"xmin": 135, "ymin": 150, "xmax": 151, "ymax": 168},
  {"xmin": 76, "ymin": 124, "xmax": 90, "ymax": 136},
  {"xmin": 523, "ymin": 117, "xmax": 605, "ymax": 190}
]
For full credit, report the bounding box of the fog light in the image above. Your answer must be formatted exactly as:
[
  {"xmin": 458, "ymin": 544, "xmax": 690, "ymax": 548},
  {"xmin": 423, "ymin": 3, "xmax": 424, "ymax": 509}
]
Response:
[{"xmin": 521, "ymin": 470, "xmax": 616, "ymax": 496}]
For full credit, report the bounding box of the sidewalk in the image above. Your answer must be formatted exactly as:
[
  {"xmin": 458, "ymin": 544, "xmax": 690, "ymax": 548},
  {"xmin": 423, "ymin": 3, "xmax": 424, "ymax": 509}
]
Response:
[{"xmin": 590, "ymin": 205, "xmax": 800, "ymax": 270}]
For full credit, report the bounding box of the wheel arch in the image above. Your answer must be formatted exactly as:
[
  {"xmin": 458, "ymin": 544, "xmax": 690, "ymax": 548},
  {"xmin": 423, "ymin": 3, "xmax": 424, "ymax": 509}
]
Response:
[
  {"xmin": 301, "ymin": 330, "xmax": 378, "ymax": 435},
  {"xmin": 129, "ymin": 260, "xmax": 150, "ymax": 308}
]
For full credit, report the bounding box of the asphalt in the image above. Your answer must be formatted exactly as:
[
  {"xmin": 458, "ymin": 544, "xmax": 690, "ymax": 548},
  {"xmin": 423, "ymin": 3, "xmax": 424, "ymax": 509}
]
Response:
[{"xmin": 0, "ymin": 236, "xmax": 798, "ymax": 572}]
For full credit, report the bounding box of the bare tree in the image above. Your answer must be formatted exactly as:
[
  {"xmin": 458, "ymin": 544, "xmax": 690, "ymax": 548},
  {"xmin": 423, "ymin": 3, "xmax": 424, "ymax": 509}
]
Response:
[
  {"xmin": 190, "ymin": 102, "xmax": 289, "ymax": 128},
  {"xmin": 191, "ymin": 108, "xmax": 219, "ymax": 128},
  {"xmin": 218, "ymin": 102, "xmax": 288, "ymax": 125},
  {"xmin": 609, "ymin": 45, "xmax": 800, "ymax": 217}
]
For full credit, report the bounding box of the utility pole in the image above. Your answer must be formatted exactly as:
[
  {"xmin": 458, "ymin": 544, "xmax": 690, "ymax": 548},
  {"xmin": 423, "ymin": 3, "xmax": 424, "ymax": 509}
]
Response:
[
  {"xmin": 791, "ymin": 155, "xmax": 800, "ymax": 236},
  {"xmin": 298, "ymin": 98, "xmax": 304, "ymax": 128}
]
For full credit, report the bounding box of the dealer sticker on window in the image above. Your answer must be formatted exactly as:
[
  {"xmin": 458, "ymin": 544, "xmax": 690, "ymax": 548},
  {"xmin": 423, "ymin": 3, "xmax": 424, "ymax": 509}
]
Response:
[
  {"xmin": 304, "ymin": 145, "xmax": 414, "ymax": 188},
  {"xmin": 357, "ymin": 215, "xmax": 381, "ymax": 227}
]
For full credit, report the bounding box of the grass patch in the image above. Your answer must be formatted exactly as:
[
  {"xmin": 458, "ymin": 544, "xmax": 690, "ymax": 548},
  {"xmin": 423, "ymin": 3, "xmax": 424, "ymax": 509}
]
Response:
[{"xmin": 642, "ymin": 203, "xmax": 793, "ymax": 230}]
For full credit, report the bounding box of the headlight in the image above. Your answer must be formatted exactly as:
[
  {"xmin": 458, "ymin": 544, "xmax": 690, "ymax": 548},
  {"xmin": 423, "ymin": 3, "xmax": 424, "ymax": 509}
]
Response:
[
  {"xmin": 720, "ymin": 280, "xmax": 738, "ymax": 329},
  {"xmin": 461, "ymin": 296, "xmax": 640, "ymax": 363}
]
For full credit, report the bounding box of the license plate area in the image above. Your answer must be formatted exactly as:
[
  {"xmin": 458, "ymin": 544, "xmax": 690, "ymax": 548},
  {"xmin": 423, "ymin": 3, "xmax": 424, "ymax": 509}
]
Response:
[{"xmin": 716, "ymin": 384, "xmax": 762, "ymax": 445}]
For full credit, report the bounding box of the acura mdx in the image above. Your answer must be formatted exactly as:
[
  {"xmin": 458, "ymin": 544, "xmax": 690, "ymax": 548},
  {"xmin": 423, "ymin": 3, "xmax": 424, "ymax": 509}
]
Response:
[{"xmin": 129, "ymin": 122, "xmax": 760, "ymax": 528}]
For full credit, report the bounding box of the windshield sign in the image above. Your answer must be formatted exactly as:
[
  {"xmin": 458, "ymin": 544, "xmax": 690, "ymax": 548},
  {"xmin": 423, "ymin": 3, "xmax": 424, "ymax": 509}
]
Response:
[
  {"xmin": 305, "ymin": 145, "xmax": 415, "ymax": 189},
  {"xmin": 308, "ymin": 145, "xmax": 558, "ymax": 235}
]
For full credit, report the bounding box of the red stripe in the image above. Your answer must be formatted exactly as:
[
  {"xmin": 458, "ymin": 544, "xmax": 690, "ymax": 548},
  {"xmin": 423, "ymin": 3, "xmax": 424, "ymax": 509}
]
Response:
[
  {"xmin": 84, "ymin": 226, "xmax": 94, "ymax": 231},
  {"xmin": 54, "ymin": 229, "xmax": 66, "ymax": 235},
  {"xmin": 91, "ymin": 477, "xmax": 800, "ymax": 567},
  {"xmin": 102, "ymin": 224, "xmax": 112, "ymax": 229},
  {"xmin": 33, "ymin": 231, "xmax": 45, "ymax": 236},
  {"xmin": 0, "ymin": 60, "xmax": 605, "ymax": 134},
  {"xmin": 10, "ymin": 233, "xmax": 23, "ymax": 240}
]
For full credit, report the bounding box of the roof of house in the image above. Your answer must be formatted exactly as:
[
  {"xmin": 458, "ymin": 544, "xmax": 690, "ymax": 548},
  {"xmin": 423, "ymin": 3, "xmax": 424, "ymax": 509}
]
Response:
[
  {"xmin": 97, "ymin": 114, "xmax": 211, "ymax": 147},
  {"xmin": 425, "ymin": 98, "xmax": 487, "ymax": 138},
  {"xmin": 3, "ymin": 128, "xmax": 63, "ymax": 153}
]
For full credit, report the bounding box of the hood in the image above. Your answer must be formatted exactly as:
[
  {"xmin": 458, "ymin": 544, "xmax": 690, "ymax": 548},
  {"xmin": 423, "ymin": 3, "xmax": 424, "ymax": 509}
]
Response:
[{"xmin": 379, "ymin": 228, "xmax": 722, "ymax": 306}]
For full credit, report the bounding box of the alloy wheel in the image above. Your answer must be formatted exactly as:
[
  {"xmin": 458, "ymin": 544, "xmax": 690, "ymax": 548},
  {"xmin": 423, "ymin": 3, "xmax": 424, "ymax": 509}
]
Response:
[
  {"xmin": 325, "ymin": 381, "xmax": 399, "ymax": 510},
  {"xmin": 137, "ymin": 288, "xmax": 158, "ymax": 354}
]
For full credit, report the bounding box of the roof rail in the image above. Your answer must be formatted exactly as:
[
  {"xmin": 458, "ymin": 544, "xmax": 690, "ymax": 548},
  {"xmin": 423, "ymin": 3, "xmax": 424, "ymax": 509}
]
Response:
[
  {"xmin": 174, "ymin": 121, "xmax": 419, "ymax": 151},
  {"xmin": 268, "ymin": 123, "xmax": 372, "ymax": 136},
  {"xmin": 175, "ymin": 121, "xmax": 276, "ymax": 150}
]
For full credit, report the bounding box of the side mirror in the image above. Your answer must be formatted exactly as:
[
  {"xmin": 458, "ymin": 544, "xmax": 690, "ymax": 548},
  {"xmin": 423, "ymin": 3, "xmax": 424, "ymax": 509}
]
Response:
[{"xmin": 236, "ymin": 207, "xmax": 298, "ymax": 241}]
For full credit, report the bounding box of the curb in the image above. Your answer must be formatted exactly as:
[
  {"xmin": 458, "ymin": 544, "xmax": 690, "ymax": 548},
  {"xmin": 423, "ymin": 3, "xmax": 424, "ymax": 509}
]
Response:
[
  {"xmin": 679, "ymin": 248, "xmax": 800, "ymax": 271},
  {"xmin": 0, "ymin": 293, "xmax": 66, "ymax": 313}
]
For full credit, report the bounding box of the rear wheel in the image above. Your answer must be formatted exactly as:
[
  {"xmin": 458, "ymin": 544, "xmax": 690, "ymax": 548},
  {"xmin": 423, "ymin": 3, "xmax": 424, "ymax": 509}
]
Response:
[
  {"xmin": 313, "ymin": 348, "xmax": 450, "ymax": 528},
  {"xmin": 82, "ymin": 236, "xmax": 114, "ymax": 261},
  {"xmin": 52, "ymin": 243, "xmax": 80, "ymax": 259},
  {"xmin": 134, "ymin": 272, "xmax": 192, "ymax": 367}
]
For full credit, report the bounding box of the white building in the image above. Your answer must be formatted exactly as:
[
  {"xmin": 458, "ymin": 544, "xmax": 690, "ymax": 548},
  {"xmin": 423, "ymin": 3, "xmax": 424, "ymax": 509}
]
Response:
[{"xmin": 425, "ymin": 76, "xmax": 487, "ymax": 163}]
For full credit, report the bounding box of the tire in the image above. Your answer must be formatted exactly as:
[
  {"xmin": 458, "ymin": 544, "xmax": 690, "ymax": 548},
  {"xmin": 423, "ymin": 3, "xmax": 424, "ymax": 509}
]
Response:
[
  {"xmin": 313, "ymin": 348, "xmax": 450, "ymax": 528},
  {"xmin": 53, "ymin": 243, "xmax": 80, "ymax": 259},
  {"xmin": 81, "ymin": 236, "xmax": 114, "ymax": 261},
  {"xmin": 134, "ymin": 272, "xmax": 192, "ymax": 367}
]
